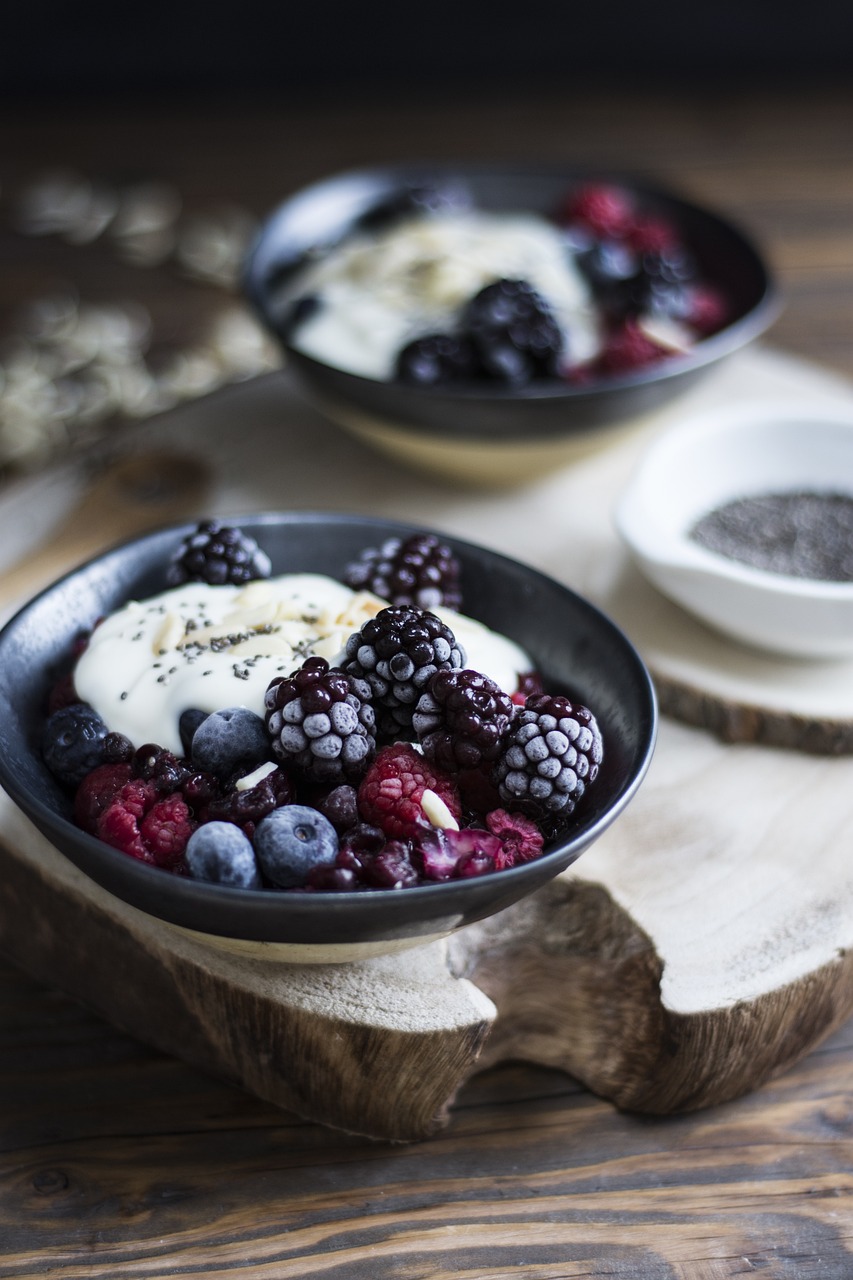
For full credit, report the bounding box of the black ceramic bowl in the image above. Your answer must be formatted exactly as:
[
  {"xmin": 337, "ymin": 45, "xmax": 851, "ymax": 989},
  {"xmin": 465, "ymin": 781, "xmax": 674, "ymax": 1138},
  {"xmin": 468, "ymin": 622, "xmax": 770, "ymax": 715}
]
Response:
[
  {"xmin": 244, "ymin": 165, "xmax": 779, "ymax": 484},
  {"xmin": 0, "ymin": 514, "xmax": 657, "ymax": 961}
]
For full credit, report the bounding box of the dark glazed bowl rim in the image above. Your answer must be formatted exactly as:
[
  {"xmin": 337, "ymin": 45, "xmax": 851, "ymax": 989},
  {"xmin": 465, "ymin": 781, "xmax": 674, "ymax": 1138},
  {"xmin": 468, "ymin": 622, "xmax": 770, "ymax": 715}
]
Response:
[
  {"xmin": 0, "ymin": 512, "xmax": 657, "ymax": 946},
  {"xmin": 244, "ymin": 162, "xmax": 780, "ymax": 441}
]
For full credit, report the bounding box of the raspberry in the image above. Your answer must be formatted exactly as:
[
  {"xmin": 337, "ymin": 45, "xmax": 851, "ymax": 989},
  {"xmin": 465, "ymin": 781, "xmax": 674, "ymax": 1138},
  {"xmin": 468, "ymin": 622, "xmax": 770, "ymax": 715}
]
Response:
[
  {"xmin": 73, "ymin": 762, "xmax": 133, "ymax": 834},
  {"xmin": 625, "ymin": 214, "xmax": 680, "ymax": 255},
  {"xmin": 167, "ymin": 520, "xmax": 272, "ymax": 587},
  {"xmin": 344, "ymin": 533, "xmax": 463, "ymax": 612},
  {"xmin": 358, "ymin": 742, "xmax": 461, "ymax": 840},
  {"xmin": 344, "ymin": 605, "xmax": 464, "ymax": 740},
  {"xmin": 685, "ymin": 284, "xmax": 729, "ymax": 335},
  {"xmin": 140, "ymin": 794, "xmax": 195, "ymax": 868},
  {"xmin": 96, "ymin": 778, "xmax": 159, "ymax": 861},
  {"xmin": 413, "ymin": 668, "xmax": 515, "ymax": 772},
  {"xmin": 359, "ymin": 841, "xmax": 420, "ymax": 889},
  {"xmin": 203, "ymin": 765, "xmax": 294, "ymax": 839},
  {"xmin": 561, "ymin": 183, "xmax": 636, "ymax": 239},
  {"xmin": 265, "ymin": 656, "xmax": 376, "ymax": 785},
  {"xmin": 595, "ymin": 318, "xmax": 674, "ymax": 376},
  {"xmin": 485, "ymin": 809, "xmax": 545, "ymax": 870},
  {"xmin": 414, "ymin": 827, "xmax": 502, "ymax": 881},
  {"xmin": 492, "ymin": 693, "xmax": 603, "ymax": 825}
]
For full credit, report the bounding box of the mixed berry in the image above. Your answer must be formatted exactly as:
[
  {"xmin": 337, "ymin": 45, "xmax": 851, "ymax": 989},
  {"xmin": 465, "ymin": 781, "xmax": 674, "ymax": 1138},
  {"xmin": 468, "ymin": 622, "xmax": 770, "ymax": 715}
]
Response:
[
  {"xmin": 285, "ymin": 180, "xmax": 729, "ymax": 390},
  {"xmin": 40, "ymin": 522, "xmax": 604, "ymax": 894}
]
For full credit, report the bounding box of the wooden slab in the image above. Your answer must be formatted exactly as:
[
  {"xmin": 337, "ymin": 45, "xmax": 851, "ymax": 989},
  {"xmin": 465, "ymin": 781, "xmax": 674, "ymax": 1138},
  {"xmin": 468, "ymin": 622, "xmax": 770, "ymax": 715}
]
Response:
[{"xmin": 2, "ymin": 343, "xmax": 853, "ymax": 1141}]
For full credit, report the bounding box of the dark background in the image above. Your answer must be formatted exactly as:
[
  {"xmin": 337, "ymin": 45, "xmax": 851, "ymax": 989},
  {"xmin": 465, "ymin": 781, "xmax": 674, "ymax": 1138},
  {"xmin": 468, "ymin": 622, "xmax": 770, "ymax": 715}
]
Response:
[{"xmin": 3, "ymin": 1, "xmax": 853, "ymax": 100}]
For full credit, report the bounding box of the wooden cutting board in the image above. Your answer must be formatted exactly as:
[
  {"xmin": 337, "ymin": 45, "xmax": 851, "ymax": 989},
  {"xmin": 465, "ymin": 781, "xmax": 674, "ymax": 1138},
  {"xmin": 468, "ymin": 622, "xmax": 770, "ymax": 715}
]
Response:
[{"xmin": 2, "ymin": 344, "xmax": 853, "ymax": 1142}]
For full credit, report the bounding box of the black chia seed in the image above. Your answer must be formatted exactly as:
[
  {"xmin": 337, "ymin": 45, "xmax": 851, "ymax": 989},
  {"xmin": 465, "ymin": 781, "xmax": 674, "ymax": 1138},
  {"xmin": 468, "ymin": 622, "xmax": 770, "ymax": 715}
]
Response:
[{"xmin": 690, "ymin": 490, "xmax": 853, "ymax": 582}]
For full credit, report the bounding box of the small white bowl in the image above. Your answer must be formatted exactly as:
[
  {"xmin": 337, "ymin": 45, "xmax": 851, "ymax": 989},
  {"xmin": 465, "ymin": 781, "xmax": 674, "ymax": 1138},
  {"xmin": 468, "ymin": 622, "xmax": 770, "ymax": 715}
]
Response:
[{"xmin": 615, "ymin": 400, "xmax": 853, "ymax": 659}]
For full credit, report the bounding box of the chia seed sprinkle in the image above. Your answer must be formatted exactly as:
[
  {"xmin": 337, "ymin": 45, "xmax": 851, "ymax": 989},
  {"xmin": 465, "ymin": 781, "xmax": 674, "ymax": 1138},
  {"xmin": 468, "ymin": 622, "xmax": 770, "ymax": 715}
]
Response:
[{"xmin": 690, "ymin": 489, "xmax": 853, "ymax": 582}]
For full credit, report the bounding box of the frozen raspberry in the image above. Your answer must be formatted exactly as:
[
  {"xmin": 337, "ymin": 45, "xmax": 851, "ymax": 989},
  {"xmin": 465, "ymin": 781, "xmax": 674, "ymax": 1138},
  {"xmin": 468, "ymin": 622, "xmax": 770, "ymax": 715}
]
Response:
[
  {"xmin": 358, "ymin": 742, "xmax": 461, "ymax": 840},
  {"xmin": 140, "ymin": 794, "xmax": 195, "ymax": 868},
  {"xmin": 512, "ymin": 670, "xmax": 545, "ymax": 705},
  {"xmin": 203, "ymin": 765, "xmax": 293, "ymax": 839},
  {"xmin": 167, "ymin": 520, "xmax": 272, "ymax": 587},
  {"xmin": 684, "ymin": 284, "xmax": 729, "ymax": 335},
  {"xmin": 485, "ymin": 808, "xmax": 545, "ymax": 869},
  {"xmin": 414, "ymin": 827, "xmax": 502, "ymax": 881},
  {"xmin": 344, "ymin": 605, "xmax": 464, "ymax": 740},
  {"xmin": 73, "ymin": 762, "xmax": 133, "ymax": 834},
  {"xmin": 359, "ymin": 840, "xmax": 421, "ymax": 889},
  {"xmin": 344, "ymin": 533, "xmax": 463, "ymax": 612},
  {"xmin": 595, "ymin": 318, "xmax": 674, "ymax": 376},
  {"xmin": 492, "ymin": 693, "xmax": 603, "ymax": 825},
  {"xmin": 626, "ymin": 214, "xmax": 681, "ymax": 255},
  {"xmin": 413, "ymin": 668, "xmax": 515, "ymax": 772},
  {"xmin": 96, "ymin": 778, "xmax": 159, "ymax": 862},
  {"xmin": 265, "ymin": 656, "xmax": 376, "ymax": 785},
  {"xmin": 561, "ymin": 183, "xmax": 635, "ymax": 239},
  {"xmin": 132, "ymin": 744, "xmax": 192, "ymax": 794}
]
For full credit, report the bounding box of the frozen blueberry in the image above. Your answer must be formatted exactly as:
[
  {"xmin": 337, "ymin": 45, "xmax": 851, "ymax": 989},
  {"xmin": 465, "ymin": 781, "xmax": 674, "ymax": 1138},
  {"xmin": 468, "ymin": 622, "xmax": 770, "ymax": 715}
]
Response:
[
  {"xmin": 190, "ymin": 707, "xmax": 270, "ymax": 779},
  {"xmin": 185, "ymin": 821, "xmax": 263, "ymax": 889},
  {"xmin": 179, "ymin": 707, "xmax": 208, "ymax": 757},
  {"xmin": 254, "ymin": 804, "xmax": 339, "ymax": 888},
  {"xmin": 42, "ymin": 702, "xmax": 111, "ymax": 788}
]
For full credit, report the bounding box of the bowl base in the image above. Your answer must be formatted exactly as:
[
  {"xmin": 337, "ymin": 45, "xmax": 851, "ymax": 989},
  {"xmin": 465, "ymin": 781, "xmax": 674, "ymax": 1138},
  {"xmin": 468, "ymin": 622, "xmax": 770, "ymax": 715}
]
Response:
[{"xmin": 318, "ymin": 394, "xmax": 650, "ymax": 486}]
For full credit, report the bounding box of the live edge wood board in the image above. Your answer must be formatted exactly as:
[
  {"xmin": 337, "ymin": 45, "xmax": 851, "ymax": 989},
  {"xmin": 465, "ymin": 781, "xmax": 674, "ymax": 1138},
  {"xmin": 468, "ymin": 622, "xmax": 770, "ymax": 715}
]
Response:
[{"xmin": 1, "ymin": 345, "xmax": 852, "ymax": 1142}]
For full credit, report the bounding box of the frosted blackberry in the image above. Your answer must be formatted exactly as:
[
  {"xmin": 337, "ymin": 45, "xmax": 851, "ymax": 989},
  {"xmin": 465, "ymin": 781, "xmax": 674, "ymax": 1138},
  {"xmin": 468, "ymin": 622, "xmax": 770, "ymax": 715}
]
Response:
[
  {"xmin": 463, "ymin": 278, "xmax": 565, "ymax": 385},
  {"xmin": 264, "ymin": 655, "xmax": 376, "ymax": 785},
  {"xmin": 492, "ymin": 693, "xmax": 603, "ymax": 824},
  {"xmin": 396, "ymin": 333, "xmax": 478, "ymax": 386},
  {"xmin": 167, "ymin": 520, "xmax": 272, "ymax": 587},
  {"xmin": 413, "ymin": 669, "xmax": 515, "ymax": 772},
  {"xmin": 343, "ymin": 533, "xmax": 463, "ymax": 612},
  {"xmin": 344, "ymin": 606, "xmax": 465, "ymax": 739}
]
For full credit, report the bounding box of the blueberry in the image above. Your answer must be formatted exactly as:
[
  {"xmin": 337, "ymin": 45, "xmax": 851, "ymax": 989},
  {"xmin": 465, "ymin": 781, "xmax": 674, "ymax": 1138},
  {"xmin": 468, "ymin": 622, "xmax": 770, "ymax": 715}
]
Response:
[
  {"xmin": 254, "ymin": 805, "xmax": 339, "ymax": 888},
  {"xmin": 185, "ymin": 821, "xmax": 262, "ymax": 889},
  {"xmin": 179, "ymin": 708, "xmax": 208, "ymax": 757},
  {"xmin": 190, "ymin": 707, "xmax": 270, "ymax": 779},
  {"xmin": 42, "ymin": 702, "xmax": 110, "ymax": 787}
]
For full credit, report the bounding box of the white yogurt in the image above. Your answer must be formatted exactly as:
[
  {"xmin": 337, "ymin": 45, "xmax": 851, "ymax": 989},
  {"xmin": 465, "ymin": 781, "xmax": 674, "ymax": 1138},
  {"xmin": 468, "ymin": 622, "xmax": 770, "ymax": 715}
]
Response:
[
  {"xmin": 73, "ymin": 573, "xmax": 532, "ymax": 755},
  {"xmin": 283, "ymin": 210, "xmax": 601, "ymax": 379}
]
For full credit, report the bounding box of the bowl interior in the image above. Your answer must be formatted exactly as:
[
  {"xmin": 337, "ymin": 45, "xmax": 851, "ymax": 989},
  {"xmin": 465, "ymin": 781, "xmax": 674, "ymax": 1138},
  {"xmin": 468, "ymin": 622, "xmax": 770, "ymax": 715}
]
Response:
[
  {"xmin": 0, "ymin": 514, "xmax": 657, "ymax": 948},
  {"xmin": 244, "ymin": 164, "xmax": 780, "ymax": 443}
]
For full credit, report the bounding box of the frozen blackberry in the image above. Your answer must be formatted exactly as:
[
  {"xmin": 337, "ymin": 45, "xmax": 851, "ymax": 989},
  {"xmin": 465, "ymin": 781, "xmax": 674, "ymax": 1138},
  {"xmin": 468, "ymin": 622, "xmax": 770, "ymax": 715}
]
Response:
[
  {"xmin": 463, "ymin": 278, "xmax": 565, "ymax": 385},
  {"xmin": 167, "ymin": 520, "xmax": 272, "ymax": 587},
  {"xmin": 344, "ymin": 605, "xmax": 465, "ymax": 739},
  {"xmin": 413, "ymin": 668, "xmax": 515, "ymax": 772},
  {"xmin": 395, "ymin": 333, "xmax": 478, "ymax": 386},
  {"xmin": 264, "ymin": 655, "xmax": 376, "ymax": 785},
  {"xmin": 42, "ymin": 703, "xmax": 111, "ymax": 788},
  {"xmin": 492, "ymin": 693, "xmax": 603, "ymax": 825},
  {"xmin": 344, "ymin": 533, "xmax": 463, "ymax": 611}
]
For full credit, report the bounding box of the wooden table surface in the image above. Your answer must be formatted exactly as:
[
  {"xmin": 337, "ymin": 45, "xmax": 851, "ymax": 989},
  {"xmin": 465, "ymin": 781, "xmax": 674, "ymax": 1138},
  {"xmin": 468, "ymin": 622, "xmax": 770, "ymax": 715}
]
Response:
[{"xmin": 2, "ymin": 85, "xmax": 853, "ymax": 1277}]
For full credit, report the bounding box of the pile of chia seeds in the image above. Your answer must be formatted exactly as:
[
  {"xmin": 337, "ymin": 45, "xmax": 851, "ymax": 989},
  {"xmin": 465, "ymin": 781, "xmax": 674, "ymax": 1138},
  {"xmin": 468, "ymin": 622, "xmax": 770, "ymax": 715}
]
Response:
[{"xmin": 690, "ymin": 490, "xmax": 853, "ymax": 582}]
